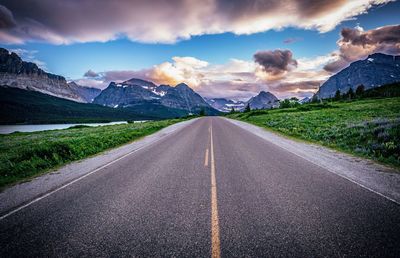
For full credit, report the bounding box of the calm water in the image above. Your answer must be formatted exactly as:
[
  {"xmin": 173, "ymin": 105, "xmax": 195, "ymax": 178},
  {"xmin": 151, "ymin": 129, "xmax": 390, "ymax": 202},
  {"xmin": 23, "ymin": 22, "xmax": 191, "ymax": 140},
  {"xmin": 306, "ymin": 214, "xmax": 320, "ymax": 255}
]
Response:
[{"xmin": 0, "ymin": 121, "xmax": 133, "ymax": 134}]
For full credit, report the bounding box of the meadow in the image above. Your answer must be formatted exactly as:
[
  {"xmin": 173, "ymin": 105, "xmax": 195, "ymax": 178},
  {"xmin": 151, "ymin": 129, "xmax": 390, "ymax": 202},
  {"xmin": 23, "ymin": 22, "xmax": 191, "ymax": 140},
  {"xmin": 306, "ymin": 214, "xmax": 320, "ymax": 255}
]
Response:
[
  {"xmin": 227, "ymin": 97, "xmax": 400, "ymax": 169},
  {"xmin": 0, "ymin": 118, "xmax": 186, "ymax": 188}
]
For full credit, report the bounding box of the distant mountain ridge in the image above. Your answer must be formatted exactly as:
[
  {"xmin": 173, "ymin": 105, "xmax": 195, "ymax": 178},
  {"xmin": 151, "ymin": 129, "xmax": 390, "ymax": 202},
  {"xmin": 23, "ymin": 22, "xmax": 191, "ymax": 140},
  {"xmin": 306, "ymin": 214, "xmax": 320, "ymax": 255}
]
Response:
[
  {"xmin": 246, "ymin": 91, "xmax": 279, "ymax": 110},
  {"xmin": 93, "ymin": 79, "xmax": 219, "ymax": 115},
  {"xmin": 205, "ymin": 91, "xmax": 279, "ymax": 112},
  {"xmin": 68, "ymin": 82, "xmax": 101, "ymax": 102},
  {"xmin": 205, "ymin": 98, "xmax": 246, "ymax": 112},
  {"xmin": 315, "ymin": 53, "xmax": 400, "ymax": 99},
  {"xmin": 0, "ymin": 48, "xmax": 87, "ymax": 102},
  {"xmin": 0, "ymin": 47, "xmax": 218, "ymax": 117}
]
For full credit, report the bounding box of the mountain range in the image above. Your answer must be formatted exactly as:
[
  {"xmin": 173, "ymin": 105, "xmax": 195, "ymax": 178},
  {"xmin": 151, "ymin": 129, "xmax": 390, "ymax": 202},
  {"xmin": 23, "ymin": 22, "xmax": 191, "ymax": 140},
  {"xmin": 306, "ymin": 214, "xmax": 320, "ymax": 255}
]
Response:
[
  {"xmin": 93, "ymin": 79, "xmax": 219, "ymax": 115},
  {"xmin": 315, "ymin": 53, "xmax": 400, "ymax": 99},
  {"xmin": 1, "ymin": 47, "xmax": 399, "ymax": 123},
  {"xmin": 204, "ymin": 98, "xmax": 246, "ymax": 112},
  {"xmin": 68, "ymin": 82, "xmax": 101, "ymax": 103},
  {"xmin": 0, "ymin": 48, "xmax": 221, "ymax": 122},
  {"xmin": 206, "ymin": 91, "xmax": 279, "ymax": 112}
]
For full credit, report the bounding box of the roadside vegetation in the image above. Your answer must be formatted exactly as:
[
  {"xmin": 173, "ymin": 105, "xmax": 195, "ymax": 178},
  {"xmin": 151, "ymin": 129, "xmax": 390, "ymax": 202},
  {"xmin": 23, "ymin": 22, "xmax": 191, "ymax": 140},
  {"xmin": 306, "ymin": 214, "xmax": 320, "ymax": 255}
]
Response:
[
  {"xmin": 227, "ymin": 96, "xmax": 400, "ymax": 169},
  {"xmin": 0, "ymin": 118, "xmax": 189, "ymax": 188}
]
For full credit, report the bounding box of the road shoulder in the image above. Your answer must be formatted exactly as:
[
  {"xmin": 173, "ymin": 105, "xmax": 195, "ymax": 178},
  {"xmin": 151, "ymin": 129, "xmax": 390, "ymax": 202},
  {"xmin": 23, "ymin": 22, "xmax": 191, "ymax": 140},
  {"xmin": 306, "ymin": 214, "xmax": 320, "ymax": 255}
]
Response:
[
  {"xmin": 224, "ymin": 118, "xmax": 400, "ymax": 204},
  {"xmin": 0, "ymin": 119, "xmax": 198, "ymax": 216}
]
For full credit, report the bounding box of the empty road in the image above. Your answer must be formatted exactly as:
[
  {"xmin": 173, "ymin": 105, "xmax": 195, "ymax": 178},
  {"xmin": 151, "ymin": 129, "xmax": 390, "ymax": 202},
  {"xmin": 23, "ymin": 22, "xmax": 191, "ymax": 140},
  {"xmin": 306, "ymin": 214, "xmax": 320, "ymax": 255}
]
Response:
[{"xmin": 1, "ymin": 117, "xmax": 399, "ymax": 257}]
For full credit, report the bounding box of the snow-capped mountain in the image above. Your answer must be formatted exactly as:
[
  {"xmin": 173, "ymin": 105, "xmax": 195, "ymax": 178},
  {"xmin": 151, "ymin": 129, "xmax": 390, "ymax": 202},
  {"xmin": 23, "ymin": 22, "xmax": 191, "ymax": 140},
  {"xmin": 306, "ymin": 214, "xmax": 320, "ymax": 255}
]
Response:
[
  {"xmin": 93, "ymin": 79, "xmax": 219, "ymax": 115},
  {"xmin": 205, "ymin": 98, "xmax": 246, "ymax": 112}
]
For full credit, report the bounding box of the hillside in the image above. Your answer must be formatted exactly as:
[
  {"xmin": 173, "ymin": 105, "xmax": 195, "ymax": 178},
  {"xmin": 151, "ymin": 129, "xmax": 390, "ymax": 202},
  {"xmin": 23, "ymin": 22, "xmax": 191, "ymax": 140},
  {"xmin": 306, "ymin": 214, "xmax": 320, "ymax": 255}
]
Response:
[
  {"xmin": 227, "ymin": 97, "xmax": 400, "ymax": 168},
  {"xmin": 246, "ymin": 91, "xmax": 279, "ymax": 109},
  {"xmin": 0, "ymin": 48, "xmax": 87, "ymax": 102},
  {"xmin": 315, "ymin": 53, "xmax": 400, "ymax": 99},
  {"xmin": 0, "ymin": 86, "xmax": 161, "ymax": 124}
]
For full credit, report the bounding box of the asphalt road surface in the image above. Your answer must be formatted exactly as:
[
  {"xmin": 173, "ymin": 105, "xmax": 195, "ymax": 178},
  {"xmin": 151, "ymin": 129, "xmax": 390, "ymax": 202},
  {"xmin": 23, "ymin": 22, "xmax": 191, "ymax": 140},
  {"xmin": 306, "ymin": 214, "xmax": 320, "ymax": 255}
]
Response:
[{"xmin": 1, "ymin": 117, "xmax": 399, "ymax": 257}]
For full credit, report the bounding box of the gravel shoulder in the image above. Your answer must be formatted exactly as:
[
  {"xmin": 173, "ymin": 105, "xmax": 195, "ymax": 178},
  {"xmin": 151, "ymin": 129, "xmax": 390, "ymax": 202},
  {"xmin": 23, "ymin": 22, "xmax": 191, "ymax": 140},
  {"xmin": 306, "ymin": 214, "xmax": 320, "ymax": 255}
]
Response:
[{"xmin": 225, "ymin": 117, "xmax": 400, "ymax": 204}]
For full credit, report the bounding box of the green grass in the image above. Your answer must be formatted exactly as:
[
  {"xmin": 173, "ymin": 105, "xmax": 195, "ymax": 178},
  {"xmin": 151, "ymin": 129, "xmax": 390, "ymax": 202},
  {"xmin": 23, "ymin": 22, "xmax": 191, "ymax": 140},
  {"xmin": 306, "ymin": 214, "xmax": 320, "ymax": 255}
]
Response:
[
  {"xmin": 0, "ymin": 118, "xmax": 188, "ymax": 188},
  {"xmin": 227, "ymin": 98, "xmax": 400, "ymax": 169}
]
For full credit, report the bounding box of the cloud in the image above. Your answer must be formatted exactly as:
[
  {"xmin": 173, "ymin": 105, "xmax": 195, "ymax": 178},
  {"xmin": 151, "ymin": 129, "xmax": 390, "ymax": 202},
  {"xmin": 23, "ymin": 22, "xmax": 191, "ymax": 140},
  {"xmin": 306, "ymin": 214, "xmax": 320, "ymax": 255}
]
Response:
[
  {"xmin": 197, "ymin": 80, "xmax": 263, "ymax": 100},
  {"xmin": 283, "ymin": 37, "xmax": 303, "ymax": 44},
  {"xmin": 254, "ymin": 50, "xmax": 298, "ymax": 80},
  {"xmin": 271, "ymin": 80, "xmax": 322, "ymax": 93},
  {"xmin": 72, "ymin": 24, "xmax": 399, "ymax": 100},
  {"xmin": 252, "ymin": 50, "xmax": 334, "ymax": 98},
  {"xmin": 0, "ymin": 5, "xmax": 15, "ymax": 29},
  {"xmin": 76, "ymin": 52, "xmax": 330, "ymax": 100},
  {"xmin": 83, "ymin": 69, "xmax": 99, "ymax": 78},
  {"xmin": 9, "ymin": 48, "xmax": 47, "ymax": 70},
  {"xmin": 324, "ymin": 24, "xmax": 400, "ymax": 72},
  {"xmin": 75, "ymin": 56, "xmax": 262, "ymax": 99},
  {"xmin": 148, "ymin": 56, "xmax": 209, "ymax": 87},
  {"xmin": 0, "ymin": 0, "xmax": 393, "ymax": 44}
]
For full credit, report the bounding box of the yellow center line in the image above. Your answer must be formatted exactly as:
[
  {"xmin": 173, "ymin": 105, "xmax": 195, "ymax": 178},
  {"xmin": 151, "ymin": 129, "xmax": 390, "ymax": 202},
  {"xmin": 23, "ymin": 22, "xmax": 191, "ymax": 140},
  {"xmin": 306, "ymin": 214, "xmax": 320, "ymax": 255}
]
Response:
[
  {"xmin": 205, "ymin": 148, "xmax": 209, "ymax": 167},
  {"xmin": 210, "ymin": 122, "xmax": 221, "ymax": 258}
]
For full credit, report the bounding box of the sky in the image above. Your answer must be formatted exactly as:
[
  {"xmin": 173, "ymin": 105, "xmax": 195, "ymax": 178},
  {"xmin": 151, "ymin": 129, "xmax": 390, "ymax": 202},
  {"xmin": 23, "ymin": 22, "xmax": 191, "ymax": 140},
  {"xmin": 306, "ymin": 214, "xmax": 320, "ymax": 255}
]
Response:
[{"xmin": 0, "ymin": 0, "xmax": 400, "ymax": 100}]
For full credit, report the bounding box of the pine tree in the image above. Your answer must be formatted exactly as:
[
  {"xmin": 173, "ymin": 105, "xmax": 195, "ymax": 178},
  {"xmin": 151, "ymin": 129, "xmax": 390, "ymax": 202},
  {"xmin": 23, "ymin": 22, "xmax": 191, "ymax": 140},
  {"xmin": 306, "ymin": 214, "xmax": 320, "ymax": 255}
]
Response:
[
  {"xmin": 199, "ymin": 108, "xmax": 206, "ymax": 116},
  {"xmin": 334, "ymin": 89, "xmax": 341, "ymax": 101},
  {"xmin": 347, "ymin": 88, "xmax": 355, "ymax": 100},
  {"xmin": 244, "ymin": 103, "xmax": 251, "ymax": 112},
  {"xmin": 355, "ymin": 84, "xmax": 365, "ymax": 97}
]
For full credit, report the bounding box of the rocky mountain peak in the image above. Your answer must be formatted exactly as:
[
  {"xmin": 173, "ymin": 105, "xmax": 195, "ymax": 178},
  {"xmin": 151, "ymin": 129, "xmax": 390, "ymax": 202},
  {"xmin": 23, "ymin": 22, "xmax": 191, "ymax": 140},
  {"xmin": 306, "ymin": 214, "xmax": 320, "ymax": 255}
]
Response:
[
  {"xmin": 123, "ymin": 78, "xmax": 156, "ymax": 88},
  {"xmin": 315, "ymin": 53, "xmax": 400, "ymax": 99},
  {"xmin": 0, "ymin": 48, "xmax": 64, "ymax": 80},
  {"xmin": 0, "ymin": 47, "xmax": 87, "ymax": 102},
  {"xmin": 175, "ymin": 83, "xmax": 191, "ymax": 90},
  {"xmin": 258, "ymin": 91, "xmax": 275, "ymax": 97},
  {"xmin": 93, "ymin": 77, "xmax": 218, "ymax": 115},
  {"xmin": 247, "ymin": 91, "xmax": 279, "ymax": 110}
]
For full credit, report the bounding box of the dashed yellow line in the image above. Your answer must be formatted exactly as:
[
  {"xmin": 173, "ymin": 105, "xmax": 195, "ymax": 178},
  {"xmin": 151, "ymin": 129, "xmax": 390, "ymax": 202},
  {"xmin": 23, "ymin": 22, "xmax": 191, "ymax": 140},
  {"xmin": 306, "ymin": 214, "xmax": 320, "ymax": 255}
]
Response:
[
  {"xmin": 205, "ymin": 148, "xmax": 209, "ymax": 167},
  {"xmin": 210, "ymin": 123, "xmax": 221, "ymax": 258}
]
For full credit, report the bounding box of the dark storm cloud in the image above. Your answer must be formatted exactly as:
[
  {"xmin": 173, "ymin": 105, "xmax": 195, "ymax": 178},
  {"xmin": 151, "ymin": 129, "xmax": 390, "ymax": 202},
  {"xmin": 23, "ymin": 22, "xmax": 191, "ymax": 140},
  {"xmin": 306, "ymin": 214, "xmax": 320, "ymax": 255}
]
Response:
[
  {"xmin": 0, "ymin": 0, "xmax": 392, "ymax": 44},
  {"xmin": 214, "ymin": 0, "xmax": 281, "ymax": 19},
  {"xmin": 324, "ymin": 25, "xmax": 400, "ymax": 73},
  {"xmin": 295, "ymin": 0, "xmax": 347, "ymax": 17},
  {"xmin": 254, "ymin": 50, "xmax": 298, "ymax": 75},
  {"xmin": 341, "ymin": 25, "xmax": 400, "ymax": 46},
  {"xmin": 0, "ymin": 5, "xmax": 15, "ymax": 29},
  {"xmin": 83, "ymin": 69, "xmax": 99, "ymax": 78}
]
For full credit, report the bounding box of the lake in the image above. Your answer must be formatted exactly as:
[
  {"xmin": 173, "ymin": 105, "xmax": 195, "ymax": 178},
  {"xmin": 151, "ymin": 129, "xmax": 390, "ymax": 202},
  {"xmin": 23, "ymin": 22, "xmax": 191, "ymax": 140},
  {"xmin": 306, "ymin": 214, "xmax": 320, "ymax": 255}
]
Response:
[{"xmin": 0, "ymin": 121, "xmax": 135, "ymax": 134}]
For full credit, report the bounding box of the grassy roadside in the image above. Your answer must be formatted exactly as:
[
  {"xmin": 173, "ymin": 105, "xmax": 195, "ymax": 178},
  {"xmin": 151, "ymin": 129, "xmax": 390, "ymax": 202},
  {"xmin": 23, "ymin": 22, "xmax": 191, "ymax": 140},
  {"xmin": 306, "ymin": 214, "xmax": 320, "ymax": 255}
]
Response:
[
  {"xmin": 227, "ymin": 98, "xmax": 400, "ymax": 169},
  {"xmin": 0, "ymin": 118, "xmax": 189, "ymax": 188}
]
